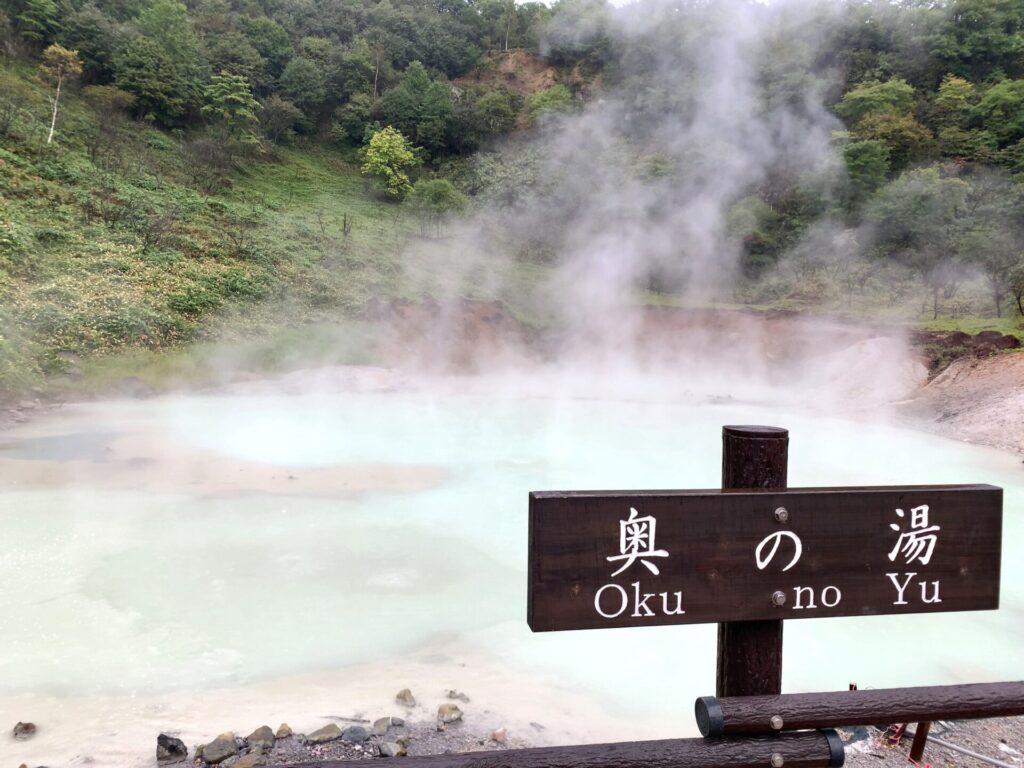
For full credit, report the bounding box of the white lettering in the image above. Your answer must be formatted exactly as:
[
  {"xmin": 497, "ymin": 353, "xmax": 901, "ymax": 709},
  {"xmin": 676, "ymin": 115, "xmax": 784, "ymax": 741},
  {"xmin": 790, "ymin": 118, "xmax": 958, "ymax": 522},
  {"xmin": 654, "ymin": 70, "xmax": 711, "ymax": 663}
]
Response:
[
  {"xmin": 792, "ymin": 586, "xmax": 817, "ymax": 610},
  {"xmin": 821, "ymin": 585, "xmax": 842, "ymax": 608},
  {"xmin": 631, "ymin": 582, "xmax": 656, "ymax": 617},
  {"xmin": 887, "ymin": 572, "xmax": 917, "ymax": 605},
  {"xmin": 920, "ymin": 580, "xmax": 942, "ymax": 604},
  {"xmin": 755, "ymin": 530, "xmax": 803, "ymax": 572},
  {"xmin": 661, "ymin": 591, "xmax": 686, "ymax": 615},
  {"xmin": 594, "ymin": 584, "xmax": 628, "ymax": 618}
]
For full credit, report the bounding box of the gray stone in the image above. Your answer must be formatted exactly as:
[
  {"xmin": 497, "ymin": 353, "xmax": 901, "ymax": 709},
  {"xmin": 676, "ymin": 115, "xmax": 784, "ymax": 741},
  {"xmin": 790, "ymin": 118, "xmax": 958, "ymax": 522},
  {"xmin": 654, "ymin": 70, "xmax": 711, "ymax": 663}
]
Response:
[
  {"xmin": 395, "ymin": 689, "xmax": 416, "ymax": 707},
  {"xmin": 246, "ymin": 726, "xmax": 275, "ymax": 751},
  {"xmin": 380, "ymin": 742, "xmax": 407, "ymax": 758},
  {"xmin": 221, "ymin": 758, "xmax": 239, "ymax": 768},
  {"xmin": 307, "ymin": 723, "xmax": 342, "ymax": 744},
  {"xmin": 437, "ymin": 704, "xmax": 462, "ymax": 724},
  {"xmin": 397, "ymin": 735, "xmax": 412, "ymax": 748},
  {"xmin": 13, "ymin": 722, "xmax": 36, "ymax": 741},
  {"xmin": 203, "ymin": 732, "xmax": 239, "ymax": 764},
  {"xmin": 275, "ymin": 723, "xmax": 292, "ymax": 739},
  {"xmin": 373, "ymin": 717, "xmax": 392, "ymax": 736},
  {"xmin": 391, "ymin": 717, "xmax": 405, "ymax": 727},
  {"xmin": 236, "ymin": 754, "xmax": 264, "ymax": 768},
  {"xmin": 446, "ymin": 690, "xmax": 470, "ymax": 703},
  {"xmin": 342, "ymin": 725, "xmax": 370, "ymax": 743},
  {"xmin": 157, "ymin": 733, "xmax": 188, "ymax": 763}
]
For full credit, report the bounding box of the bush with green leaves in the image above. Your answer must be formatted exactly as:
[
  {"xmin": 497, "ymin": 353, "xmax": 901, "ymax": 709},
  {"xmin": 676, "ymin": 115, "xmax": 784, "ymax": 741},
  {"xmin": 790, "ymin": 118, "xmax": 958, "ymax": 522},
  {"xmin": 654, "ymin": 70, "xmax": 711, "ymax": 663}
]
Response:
[
  {"xmin": 359, "ymin": 126, "xmax": 420, "ymax": 200},
  {"xmin": 527, "ymin": 85, "xmax": 572, "ymax": 125}
]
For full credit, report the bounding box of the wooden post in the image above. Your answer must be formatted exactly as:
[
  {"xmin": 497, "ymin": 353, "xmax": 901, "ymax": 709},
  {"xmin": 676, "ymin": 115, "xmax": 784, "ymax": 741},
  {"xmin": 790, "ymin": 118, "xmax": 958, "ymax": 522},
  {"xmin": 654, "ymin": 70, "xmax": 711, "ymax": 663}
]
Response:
[
  {"xmin": 717, "ymin": 425, "xmax": 788, "ymax": 698},
  {"xmin": 909, "ymin": 722, "xmax": 932, "ymax": 763}
]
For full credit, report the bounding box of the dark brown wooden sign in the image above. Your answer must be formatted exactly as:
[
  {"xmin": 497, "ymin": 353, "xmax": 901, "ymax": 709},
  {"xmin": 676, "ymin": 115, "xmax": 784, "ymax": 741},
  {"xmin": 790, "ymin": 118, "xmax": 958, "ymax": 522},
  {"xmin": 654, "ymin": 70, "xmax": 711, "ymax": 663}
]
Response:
[{"xmin": 528, "ymin": 485, "xmax": 1002, "ymax": 632}]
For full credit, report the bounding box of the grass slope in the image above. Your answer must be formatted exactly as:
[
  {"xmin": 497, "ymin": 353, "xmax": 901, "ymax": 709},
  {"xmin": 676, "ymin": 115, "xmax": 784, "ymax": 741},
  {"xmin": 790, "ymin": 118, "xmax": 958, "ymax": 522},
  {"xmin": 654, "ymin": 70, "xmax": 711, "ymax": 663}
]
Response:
[{"xmin": 0, "ymin": 61, "xmax": 417, "ymax": 395}]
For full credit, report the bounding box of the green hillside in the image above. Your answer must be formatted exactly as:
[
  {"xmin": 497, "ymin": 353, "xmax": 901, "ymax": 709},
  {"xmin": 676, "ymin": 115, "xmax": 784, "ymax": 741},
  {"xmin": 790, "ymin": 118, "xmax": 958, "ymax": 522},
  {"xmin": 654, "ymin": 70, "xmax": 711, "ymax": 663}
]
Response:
[{"xmin": 3, "ymin": 0, "xmax": 1024, "ymax": 395}]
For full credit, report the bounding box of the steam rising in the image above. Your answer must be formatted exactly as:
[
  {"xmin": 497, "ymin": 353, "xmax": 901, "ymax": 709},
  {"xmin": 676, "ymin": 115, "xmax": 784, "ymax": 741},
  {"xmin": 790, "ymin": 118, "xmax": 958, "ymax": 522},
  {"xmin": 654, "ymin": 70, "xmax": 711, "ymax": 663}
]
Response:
[{"xmin": 391, "ymin": 0, "xmax": 925, "ymax": 410}]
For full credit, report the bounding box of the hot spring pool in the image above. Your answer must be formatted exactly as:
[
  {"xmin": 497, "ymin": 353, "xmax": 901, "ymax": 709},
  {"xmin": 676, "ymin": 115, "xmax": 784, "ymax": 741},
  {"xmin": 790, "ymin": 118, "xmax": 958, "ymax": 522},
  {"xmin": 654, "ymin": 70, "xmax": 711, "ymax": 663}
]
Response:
[{"xmin": 0, "ymin": 387, "xmax": 1021, "ymax": 765}]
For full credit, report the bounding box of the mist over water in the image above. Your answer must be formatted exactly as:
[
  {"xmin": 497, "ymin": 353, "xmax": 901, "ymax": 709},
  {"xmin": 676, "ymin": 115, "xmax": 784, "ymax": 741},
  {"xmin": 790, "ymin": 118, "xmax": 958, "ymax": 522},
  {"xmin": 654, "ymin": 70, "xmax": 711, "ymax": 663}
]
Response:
[{"xmin": 0, "ymin": 391, "xmax": 1021, "ymax": 767}]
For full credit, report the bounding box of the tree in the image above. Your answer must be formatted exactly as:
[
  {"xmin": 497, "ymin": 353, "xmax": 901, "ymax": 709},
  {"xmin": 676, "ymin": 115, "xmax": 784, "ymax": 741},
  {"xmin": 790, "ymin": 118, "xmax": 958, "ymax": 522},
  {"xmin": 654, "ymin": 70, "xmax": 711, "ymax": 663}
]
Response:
[
  {"xmin": 202, "ymin": 32, "xmax": 267, "ymax": 92},
  {"xmin": 16, "ymin": 0, "xmax": 57, "ymax": 45},
  {"xmin": 937, "ymin": 127, "xmax": 998, "ymax": 163},
  {"xmin": 474, "ymin": 89, "xmax": 515, "ymax": 135},
  {"xmin": 136, "ymin": 0, "xmax": 198, "ymax": 63},
  {"xmin": 935, "ymin": 74, "xmax": 974, "ymax": 127},
  {"xmin": 959, "ymin": 227, "xmax": 1022, "ymax": 317},
  {"xmin": 39, "ymin": 44, "xmax": 82, "ymax": 144},
  {"xmin": 260, "ymin": 95, "xmax": 304, "ymax": 144},
  {"xmin": 835, "ymin": 79, "xmax": 916, "ymax": 125},
  {"xmin": 1010, "ymin": 261, "xmax": 1024, "ymax": 316},
  {"xmin": 0, "ymin": 73, "xmax": 33, "ymax": 138},
  {"xmin": 868, "ymin": 167, "xmax": 971, "ymax": 318},
  {"xmin": 930, "ymin": 0, "xmax": 1024, "ymax": 81},
  {"xmin": 82, "ymin": 84, "xmax": 136, "ymax": 163},
  {"xmin": 337, "ymin": 37, "xmax": 377, "ymax": 99},
  {"xmin": 854, "ymin": 112, "xmax": 932, "ymax": 171},
  {"xmin": 527, "ymin": 84, "xmax": 572, "ymax": 124},
  {"xmin": 408, "ymin": 178, "xmax": 467, "ymax": 235},
  {"xmin": 136, "ymin": 0, "xmax": 205, "ymax": 102},
  {"xmin": 279, "ymin": 57, "xmax": 325, "ymax": 119},
  {"xmin": 378, "ymin": 61, "xmax": 454, "ymax": 157},
  {"xmin": 417, "ymin": 80, "xmax": 454, "ymax": 155},
  {"xmin": 957, "ymin": 172, "xmax": 1024, "ymax": 316},
  {"xmin": 360, "ymin": 126, "xmax": 419, "ymax": 200},
  {"xmin": 973, "ymin": 80, "xmax": 1024, "ymax": 148},
  {"xmin": 202, "ymin": 72, "xmax": 260, "ymax": 148},
  {"xmin": 114, "ymin": 36, "xmax": 190, "ymax": 125},
  {"xmin": 331, "ymin": 93, "xmax": 373, "ymax": 144},
  {"xmin": 843, "ymin": 140, "xmax": 890, "ymax": 206},
  {"xmin": 60, "ymin": 4, "xmax": 123, "ymax": 82},
  {"xmin": 239, "ymin": 16, "xmax": 292, "ymax": 80}
]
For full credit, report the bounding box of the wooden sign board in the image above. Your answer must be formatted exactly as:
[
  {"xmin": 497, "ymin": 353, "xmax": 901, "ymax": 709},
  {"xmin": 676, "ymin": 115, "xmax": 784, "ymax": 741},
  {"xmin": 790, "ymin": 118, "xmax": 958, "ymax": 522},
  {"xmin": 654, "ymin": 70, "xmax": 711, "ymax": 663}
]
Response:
[{"xmin": 528, "ymin": 485, "xmax": 1002, "ymax": 632}]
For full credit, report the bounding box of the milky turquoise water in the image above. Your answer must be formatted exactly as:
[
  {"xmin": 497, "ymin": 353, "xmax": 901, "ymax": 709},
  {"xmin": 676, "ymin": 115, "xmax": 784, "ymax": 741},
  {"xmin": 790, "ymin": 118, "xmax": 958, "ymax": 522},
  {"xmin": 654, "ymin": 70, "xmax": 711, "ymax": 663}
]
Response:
[{"xmin": 0, "ymin": 390, "xmax": 1021, "ymax": 740}]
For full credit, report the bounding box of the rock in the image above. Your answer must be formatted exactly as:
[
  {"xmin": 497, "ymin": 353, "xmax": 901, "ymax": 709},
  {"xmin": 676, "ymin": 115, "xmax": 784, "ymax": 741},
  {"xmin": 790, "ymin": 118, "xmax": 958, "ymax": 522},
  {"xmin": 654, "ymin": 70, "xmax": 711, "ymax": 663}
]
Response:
[
  {"xmin": 157, "ymin": 733, "xmax": 188, "ymax": 763},
  {"xmin": 275, "ymin": 723, "xmax": 292, "ymax": 739},
  {"xmin": 203, "ymin": 732, "xmax": 239, "ymax": 764},
  {"xmin": 446, "ymin": 690, "xmax": 470, "ymax": 703},
  {"xmin": 246, "ymin": 726, "xmax": 275, "ymax": 750},
  {"xmin": 373, "ymin": 717, "xmax": 392, "ymax": 736},
  {"xmin": 397, "ymin": 736, "xmax": 412, "ymax": 748},
  {"xmin": 380, "ymin": 742, "xmax": 408, "ymax": 758},
  {"xmin": 342, "ymin": 724, "xmax": 370, "ymax": 743},
  {"xmin": 236, "ymin": 754, "xmax": 264, "ymax": 768},
  {"xmin": 13, "ymin": 722, "xmax": 37, "ymax": 740},
  {"xmin": 221, "ymin": 758, "xmax": 239, "ymax": 768},
  {"xmin": 195, "ymin": 744, "xmax": 205, "ymax": 760},
  {"xmin": 307, "ymin": 723, "xmax": 343, "ymax": 744},
  {"xmin": 396, "ymin": 689, "xmax": 416, "ymax": 707},
  {"xmin": 491, "ymin": 728, "xmax": 507, "ymax": 744},
  {"xmin": 391, "ymin": 717, "xmax": 405, "ymax": 727},
  {"xmin": 437, "ymin": 704, "xmax": 463, "ymax": 724}
]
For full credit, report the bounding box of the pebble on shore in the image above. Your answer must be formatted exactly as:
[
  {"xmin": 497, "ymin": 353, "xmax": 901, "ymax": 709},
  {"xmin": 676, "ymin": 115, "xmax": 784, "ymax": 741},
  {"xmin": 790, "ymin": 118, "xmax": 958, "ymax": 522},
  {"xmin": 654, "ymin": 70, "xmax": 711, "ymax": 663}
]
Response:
[{"xmin": 13, "ymin": 722, "xmax": 37, "ymax": 741}]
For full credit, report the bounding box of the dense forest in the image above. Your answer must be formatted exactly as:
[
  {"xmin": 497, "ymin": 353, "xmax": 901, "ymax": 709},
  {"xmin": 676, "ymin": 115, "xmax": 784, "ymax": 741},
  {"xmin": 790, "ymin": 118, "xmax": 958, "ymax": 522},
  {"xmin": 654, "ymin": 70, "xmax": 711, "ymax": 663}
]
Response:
[{"xmin": 1, "ymin": 0, "xmax": 1024, "ymax": 392}]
